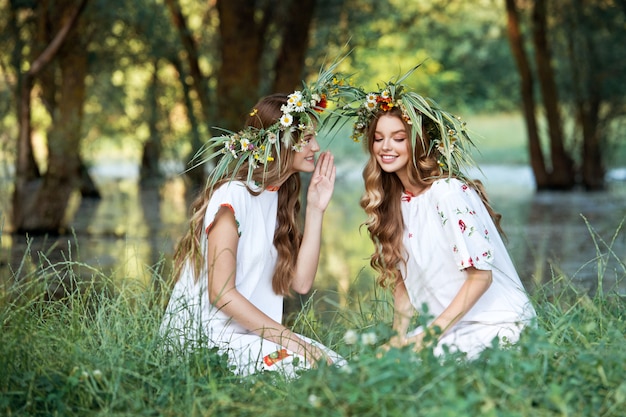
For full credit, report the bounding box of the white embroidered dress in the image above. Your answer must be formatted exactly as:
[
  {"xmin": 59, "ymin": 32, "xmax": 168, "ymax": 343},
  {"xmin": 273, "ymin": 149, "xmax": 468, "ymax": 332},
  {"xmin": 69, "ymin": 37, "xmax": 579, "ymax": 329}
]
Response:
[
  {"xmin": 160, "ymin": 181, "xmax": 340, "ymax": 376},
  {"xmin": 400, "ymin": 178, "xmax": 536, "ymax": 358}
]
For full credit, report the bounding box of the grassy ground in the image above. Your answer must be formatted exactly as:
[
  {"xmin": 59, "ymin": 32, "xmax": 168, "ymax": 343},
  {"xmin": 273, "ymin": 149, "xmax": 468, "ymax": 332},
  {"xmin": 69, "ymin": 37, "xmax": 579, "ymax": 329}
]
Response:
[
  {"xmin": 0, "ymin": 249, "xmax": 624, "ymax": 416},
  {"xmin": 1, "ymin": 113, "xmax": 625, "ymax": 416}
]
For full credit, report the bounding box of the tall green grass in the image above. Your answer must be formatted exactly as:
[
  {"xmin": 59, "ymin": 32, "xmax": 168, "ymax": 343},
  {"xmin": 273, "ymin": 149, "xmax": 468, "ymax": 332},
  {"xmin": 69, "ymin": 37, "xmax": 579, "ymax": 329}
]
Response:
[{"xmin": 1, "ymin": 232, "xmax": 624, "ymax": 417}]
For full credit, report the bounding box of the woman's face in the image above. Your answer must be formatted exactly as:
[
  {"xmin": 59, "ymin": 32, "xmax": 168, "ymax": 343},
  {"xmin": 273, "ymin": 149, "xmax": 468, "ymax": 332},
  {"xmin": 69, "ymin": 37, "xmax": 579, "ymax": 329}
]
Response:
[
  {"xmin": 290, "ymin": 131, "xmax": 320, "ymax": 173},
  {"xmin": 371, "ymin": 114, "xmax": 410, "ymax": 175}
]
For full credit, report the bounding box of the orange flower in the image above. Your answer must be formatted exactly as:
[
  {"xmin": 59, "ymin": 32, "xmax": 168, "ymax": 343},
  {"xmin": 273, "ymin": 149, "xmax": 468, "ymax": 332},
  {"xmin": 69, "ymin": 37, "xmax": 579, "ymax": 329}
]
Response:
[{"xmin": 377, "ymin": 96, "xmax": 394, "ymax": 112}]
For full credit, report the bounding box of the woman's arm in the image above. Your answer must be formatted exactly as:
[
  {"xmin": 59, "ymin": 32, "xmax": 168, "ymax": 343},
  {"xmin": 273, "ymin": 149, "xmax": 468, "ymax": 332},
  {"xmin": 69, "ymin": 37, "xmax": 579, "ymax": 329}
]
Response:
[
  {"xmin": 207, "ymin": 207, "xmax": 328, "ymax": 363},
  {"xmin": 387, "ymin": 278, "xmax": 416, "ymax": 348},
  {"xmin": 291, "ymin": 151, "xmax": 336, "ymax": 294},
  {"xmin": 405, "ymin": 267, "xmax": 493, "ymax": 350}
]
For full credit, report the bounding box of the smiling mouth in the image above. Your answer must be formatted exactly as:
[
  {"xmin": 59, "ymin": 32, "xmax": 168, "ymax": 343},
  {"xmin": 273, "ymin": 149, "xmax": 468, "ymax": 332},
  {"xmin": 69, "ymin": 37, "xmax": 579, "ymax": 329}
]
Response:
[{"xmin": 380, "ymin": 155, "xmax": 397, "ymax": 162}]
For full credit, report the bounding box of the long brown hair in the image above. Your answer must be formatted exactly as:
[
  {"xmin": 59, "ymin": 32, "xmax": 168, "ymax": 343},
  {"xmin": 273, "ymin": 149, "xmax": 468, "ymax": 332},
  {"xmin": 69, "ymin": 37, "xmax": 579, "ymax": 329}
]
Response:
[
  {"xmin": 359, "ymin": 107, "xmax": 503, "ymax": 288},
  {"xmin": 172, "ymin": 94, "xmax": 302, "ymax": 296}
]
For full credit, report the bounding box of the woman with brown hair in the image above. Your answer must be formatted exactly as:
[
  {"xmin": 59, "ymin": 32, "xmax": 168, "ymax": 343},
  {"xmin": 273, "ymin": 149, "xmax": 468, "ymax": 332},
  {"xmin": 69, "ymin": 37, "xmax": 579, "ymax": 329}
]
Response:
[
  {"xmin": 161, "ymin": 70, "xmax": 355, "ymax": 377},
  {"xmin": 353, "ymin": 69, "xmax": 536, "ymax": 359}
]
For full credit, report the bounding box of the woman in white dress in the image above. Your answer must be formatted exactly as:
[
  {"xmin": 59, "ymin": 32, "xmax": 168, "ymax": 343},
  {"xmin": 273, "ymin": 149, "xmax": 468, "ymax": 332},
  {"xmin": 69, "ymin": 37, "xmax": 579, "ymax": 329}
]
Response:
[
  {"xmin": 161, "ymin": 71, "xmax": 355, "ymax": 376},
  {"xmin": 353, "ymin": 70, "xmax": 536, "ymax": 358}
]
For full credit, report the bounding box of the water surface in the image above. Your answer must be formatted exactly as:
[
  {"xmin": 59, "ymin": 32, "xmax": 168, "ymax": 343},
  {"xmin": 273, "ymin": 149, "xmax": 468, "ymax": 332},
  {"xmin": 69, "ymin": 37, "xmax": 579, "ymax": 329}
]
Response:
[{"xmin": 1, "ymin": 162, "xmax": 624, "ymax": 306}]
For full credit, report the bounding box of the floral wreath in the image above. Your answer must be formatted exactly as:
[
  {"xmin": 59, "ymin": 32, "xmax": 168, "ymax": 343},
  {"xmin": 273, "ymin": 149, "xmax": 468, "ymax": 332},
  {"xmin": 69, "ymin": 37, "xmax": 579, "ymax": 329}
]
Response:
[
  {"xmin": 195, "ymin": 57, "xmax": 360, "ymax": 187},
  {"xmin": 346, "ymin": 64, "xmax": 477, "ymax": 179}
]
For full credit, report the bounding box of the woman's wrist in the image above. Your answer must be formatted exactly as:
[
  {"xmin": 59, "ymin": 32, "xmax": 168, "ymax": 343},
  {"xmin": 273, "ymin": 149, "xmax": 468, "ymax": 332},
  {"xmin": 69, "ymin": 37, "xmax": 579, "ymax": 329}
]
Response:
[{"xmin": 389, "ymin": 334, "xmax": 407, "ymax": 348}]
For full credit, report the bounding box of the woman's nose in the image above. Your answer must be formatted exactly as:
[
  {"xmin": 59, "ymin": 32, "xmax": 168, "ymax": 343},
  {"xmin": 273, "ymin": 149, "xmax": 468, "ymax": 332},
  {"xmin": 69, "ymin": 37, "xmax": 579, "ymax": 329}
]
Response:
[{"xmin": 309, "ymin": 136, "xmax": 320, "ymax": 152}]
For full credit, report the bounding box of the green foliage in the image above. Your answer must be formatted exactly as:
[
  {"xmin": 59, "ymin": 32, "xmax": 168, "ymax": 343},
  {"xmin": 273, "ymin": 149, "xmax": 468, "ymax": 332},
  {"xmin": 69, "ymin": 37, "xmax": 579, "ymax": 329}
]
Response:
[
  {"xmin": 1, "ymin": 236, "xmax": 625, "ymax": 416},
  {"xmin": 308, "ymin": 0, "xmax": 520, "ymax": 113}
]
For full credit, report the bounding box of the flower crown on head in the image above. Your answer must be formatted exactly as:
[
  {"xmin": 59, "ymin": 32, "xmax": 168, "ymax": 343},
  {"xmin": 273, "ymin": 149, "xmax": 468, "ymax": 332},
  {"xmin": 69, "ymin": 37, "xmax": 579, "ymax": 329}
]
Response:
[
  {"xmin": 347, "ymin": 64, "xmax": 477, "ymax": 179},
  {"xmin": 194, "ymin": 56, "xmax": 360, "ymax": 187}
]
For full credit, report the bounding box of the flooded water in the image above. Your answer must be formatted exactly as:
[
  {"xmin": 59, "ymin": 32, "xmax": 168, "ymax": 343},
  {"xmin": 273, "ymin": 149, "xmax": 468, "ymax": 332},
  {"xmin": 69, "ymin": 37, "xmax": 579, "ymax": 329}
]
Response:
[{"xmin": 1, "ymin": 161, "xmax": 625, "ymax": 306}]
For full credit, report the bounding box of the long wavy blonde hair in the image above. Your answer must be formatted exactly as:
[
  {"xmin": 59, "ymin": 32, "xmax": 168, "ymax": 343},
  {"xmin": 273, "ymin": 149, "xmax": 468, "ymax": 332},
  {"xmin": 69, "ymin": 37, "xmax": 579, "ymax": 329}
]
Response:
[
  {"xmin": 360, "ymin": 107, "xmax": 503, "ymax": 288},
  {"xmin": 172, "ymin": 94, "xmax": 302, "ymax": 296}
]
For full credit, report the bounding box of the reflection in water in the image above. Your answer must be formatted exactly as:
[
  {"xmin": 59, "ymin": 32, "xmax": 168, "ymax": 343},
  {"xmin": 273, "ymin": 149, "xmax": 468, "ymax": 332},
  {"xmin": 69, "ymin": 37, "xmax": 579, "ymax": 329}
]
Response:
[{"xmin": 1, "ymin": 164, "xmax": 625, "ymax": 310}]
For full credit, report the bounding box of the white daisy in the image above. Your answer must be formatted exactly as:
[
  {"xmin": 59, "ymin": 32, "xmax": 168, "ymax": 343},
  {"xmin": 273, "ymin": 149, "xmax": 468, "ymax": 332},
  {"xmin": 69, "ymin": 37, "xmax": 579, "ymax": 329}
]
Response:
[
  {"xmin": 280, "ymin": 113, "xmax": 293, "ymax": 127},
  {"xmin": 287, "ymin": 91, "xmax": 302, "ymax": 106}
]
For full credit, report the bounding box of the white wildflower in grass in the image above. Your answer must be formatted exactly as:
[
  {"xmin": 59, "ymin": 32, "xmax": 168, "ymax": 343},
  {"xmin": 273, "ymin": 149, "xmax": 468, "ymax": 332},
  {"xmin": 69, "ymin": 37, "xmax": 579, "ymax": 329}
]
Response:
[
  {"xmin": 339, "ymin": 364, "xmax": 353, "ymax": 374},
  {"xmin": 308, "ymin": 394, "xmax": 322, "ymax": 408},
  {"xmin": 361, "ymin": 331, "xmax": 378, "ymax": 346},
  {"xmin": 93, "ymin": 369, "xmax": 103, "ymax": 381},
  {"xmin": 343, "ymin": 329, "xmax": 358, "ymax": 345}
]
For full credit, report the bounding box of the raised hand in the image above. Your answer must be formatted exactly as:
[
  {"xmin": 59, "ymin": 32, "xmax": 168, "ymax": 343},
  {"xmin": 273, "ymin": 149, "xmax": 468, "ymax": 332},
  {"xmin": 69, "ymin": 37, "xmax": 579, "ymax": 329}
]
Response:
[{"xmin": 306, "ymin": 151, "xmax": 336, "ymax": 212}]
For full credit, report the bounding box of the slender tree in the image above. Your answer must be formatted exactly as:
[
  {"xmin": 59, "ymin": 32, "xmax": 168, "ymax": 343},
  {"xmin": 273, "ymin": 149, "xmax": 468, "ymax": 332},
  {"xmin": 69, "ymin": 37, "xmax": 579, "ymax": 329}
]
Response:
[
  {"xmin": 504, "ymin": 0, "xmax": 549, "ymax": 189},
  {"xmin": 531, "ymin": 0, "xmax": 574, "ymax": 189},
  {"xmin": 505, "ymin": 0, "xmax": 625, "ymax": 190},
  {"xmin": 164, "ymin": 0, "xmax": 213, "ymax": 186},
  {"xmin": 12, "ymin": 0, "xmax": 88, "ymax": 233}
]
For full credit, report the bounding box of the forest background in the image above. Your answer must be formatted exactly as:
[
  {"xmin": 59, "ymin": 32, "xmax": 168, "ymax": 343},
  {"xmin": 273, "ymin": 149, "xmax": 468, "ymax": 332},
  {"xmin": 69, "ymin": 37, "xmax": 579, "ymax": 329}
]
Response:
[{"xmin": 1, "ymin": 0, "xmax": 625, "ymax": 235}]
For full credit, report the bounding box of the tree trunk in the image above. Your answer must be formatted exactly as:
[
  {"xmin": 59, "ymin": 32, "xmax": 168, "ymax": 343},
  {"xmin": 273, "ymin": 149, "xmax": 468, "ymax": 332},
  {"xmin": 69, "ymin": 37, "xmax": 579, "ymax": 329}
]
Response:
[
  {"xmin": 579, "ymin": 97, "xmax": 604, "ymax": 190},
  {"xmin": 216, "ymin": 0, "xmax": 265, "ymax": 131},
  {"xmin": 504, "ymin": 0, "xmax": 549, "ymax": 189},
  {"xmin": 272, "ymin": 0, "xmax": 317, "ymax": 93},
  {"xmin": 22, "ymin": 21, "xmax": 88, "ymax": 233},
  {"xmin": 531, "ymin": 0, "xmax": 575, "ymax": 189},
  {"xmin": 12, "ymin": 0, "xmax": 87, "ymax": 233},
  {"xmin": 164, "ymin": 0, "xmax": 212, "ymax": 186},
  {"xmin": 140, "ymin": 60, "xmax": 163, "ymax": 186},
  {"xmin": 172, "ymin": 57, "xmax": 205, "ymax": 195},
  {"xmin": 567, "ymin": 1, "xmax": 605, "ymax": 190}
]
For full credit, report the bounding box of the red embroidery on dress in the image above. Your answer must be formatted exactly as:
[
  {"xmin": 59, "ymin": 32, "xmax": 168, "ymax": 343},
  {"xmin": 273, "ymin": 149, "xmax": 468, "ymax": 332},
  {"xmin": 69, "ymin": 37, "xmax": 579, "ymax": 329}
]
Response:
[
  {"xmin": 263, "ymin": 349, "xmax": 290, "ymax": 366},
  {"xmin": 220, "ymin": 203, "xmax": 235, "ymax": 213},
  {"xmin": 402, "ymin": 190, "xmax": 416, "ymax": 202},
  {"xmin": 408, "ymin": 233, "xmax": 413, "ymax": 238},
  {"xmin": 205, "ymin": 204, "xmax": 237, "ymax": 235},
  {"xmin": 459, "ymin": 219, "xmax": 467, "ymax": 233}
]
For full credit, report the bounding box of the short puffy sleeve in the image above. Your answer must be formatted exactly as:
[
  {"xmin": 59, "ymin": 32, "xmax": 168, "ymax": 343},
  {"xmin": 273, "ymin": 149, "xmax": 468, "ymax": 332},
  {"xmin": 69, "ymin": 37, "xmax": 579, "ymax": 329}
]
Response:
[
  {"xmin": 434, "ymin": 180, "xmax": 495, "ymax": 271},
  {"xmin": 204, "ymin": 182, "xmax": 249, "ymax": 237}
]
